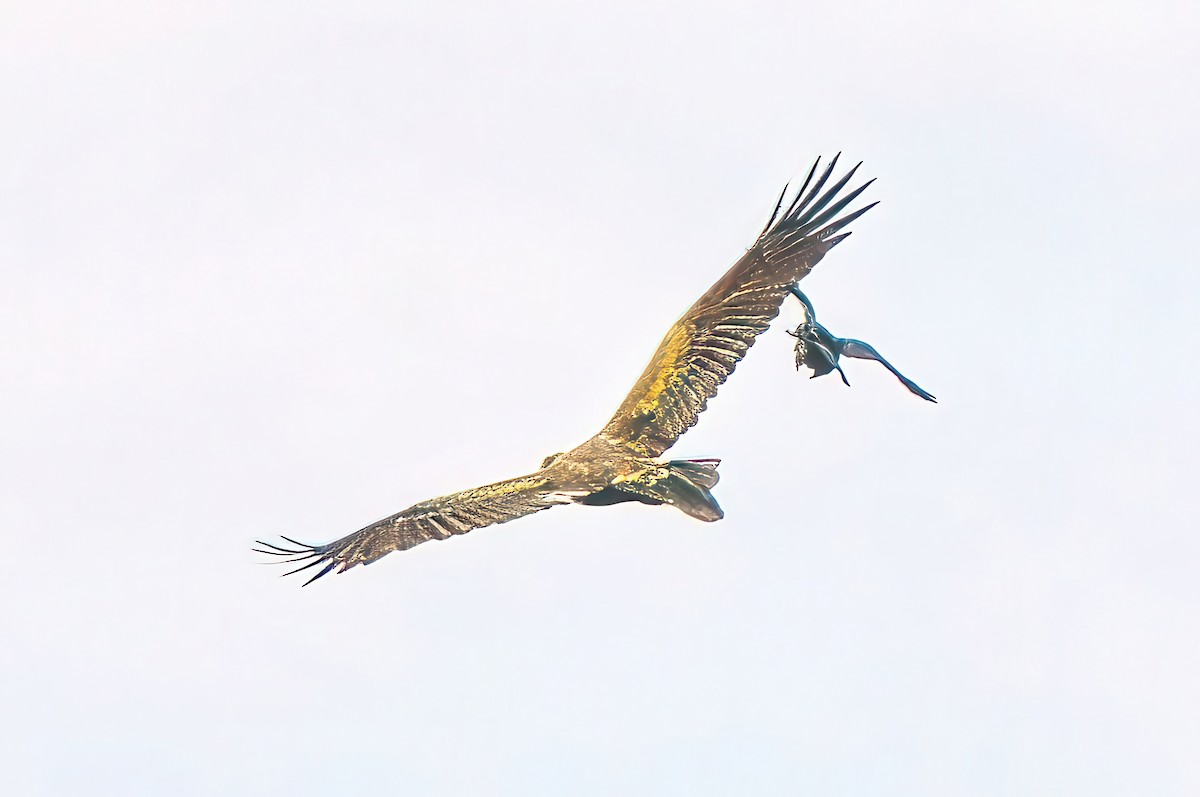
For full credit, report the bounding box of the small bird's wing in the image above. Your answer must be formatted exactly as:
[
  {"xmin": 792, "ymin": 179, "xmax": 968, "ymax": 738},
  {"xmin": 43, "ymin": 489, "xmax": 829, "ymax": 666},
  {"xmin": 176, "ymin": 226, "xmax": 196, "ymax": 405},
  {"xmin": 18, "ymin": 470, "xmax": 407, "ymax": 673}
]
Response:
[
  {"xmin": 840, "ymin": 339, "xmax": 937, "ymax": 402},
  {"xmin": 603, "ymin": 154, "xmax": 878, "ymax": 456},
  {"xmin": 255, "ymin": 472, "xmax": 569, "ymax": 584}
]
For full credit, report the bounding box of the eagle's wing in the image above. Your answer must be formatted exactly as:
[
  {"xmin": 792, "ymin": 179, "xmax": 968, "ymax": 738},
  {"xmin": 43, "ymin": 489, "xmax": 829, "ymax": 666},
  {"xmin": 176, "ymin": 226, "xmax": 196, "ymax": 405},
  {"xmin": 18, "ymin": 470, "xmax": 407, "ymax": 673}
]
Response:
[
  {"xmin": 602, "ymin": 154, "xmax": 878, "ymax": 456},
  {"xmin": 255, "ymin": 472, "xmax": 567, "ymax": 584}
]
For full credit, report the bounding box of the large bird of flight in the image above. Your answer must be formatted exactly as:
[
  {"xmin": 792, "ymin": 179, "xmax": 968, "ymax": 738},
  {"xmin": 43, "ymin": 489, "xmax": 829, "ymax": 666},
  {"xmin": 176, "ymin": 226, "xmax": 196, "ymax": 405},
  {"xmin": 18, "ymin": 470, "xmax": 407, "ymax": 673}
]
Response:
[{"xmin": 256, "ymin": 154, "xmax": 935, "ymax": 585}]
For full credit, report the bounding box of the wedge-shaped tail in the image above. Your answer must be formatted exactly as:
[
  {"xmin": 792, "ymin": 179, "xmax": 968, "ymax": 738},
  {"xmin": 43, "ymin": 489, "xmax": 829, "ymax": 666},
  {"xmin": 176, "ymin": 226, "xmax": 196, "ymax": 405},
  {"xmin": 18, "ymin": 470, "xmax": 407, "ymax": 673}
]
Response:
[{"xmin": 580, "ymin": 458, "xmax": 723, "ymax": 522}]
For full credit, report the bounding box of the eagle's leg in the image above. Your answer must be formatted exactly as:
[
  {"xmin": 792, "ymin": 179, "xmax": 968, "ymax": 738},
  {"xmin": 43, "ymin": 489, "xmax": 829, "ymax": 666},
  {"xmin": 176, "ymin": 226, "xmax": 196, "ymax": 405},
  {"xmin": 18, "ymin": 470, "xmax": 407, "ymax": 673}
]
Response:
[
  {"xmin": 785, "ymin": 288, "xmax": 821, "ymax": 372},
  {"xmin": 785, "ymin": 324, "xmax": 811, "ymax": 370},
  {"xmin": 787, "ymin": 285, "xmax": 824, "ymax": 370},
  {"xmin": 789, "ymin": 285, "xmax": 818, "ymax": 324}
]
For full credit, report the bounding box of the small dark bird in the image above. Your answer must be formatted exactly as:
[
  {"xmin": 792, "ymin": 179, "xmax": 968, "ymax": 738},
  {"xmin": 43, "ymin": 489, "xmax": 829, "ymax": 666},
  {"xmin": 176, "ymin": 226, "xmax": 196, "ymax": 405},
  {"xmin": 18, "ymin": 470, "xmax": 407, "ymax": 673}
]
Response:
[
  {"xmin": 257, "ymin": 155, "xmax": 923, "ymax": 584},
  {"xmin": 786, "ymin": 286, "xmax": 936, "ymax": 402}
]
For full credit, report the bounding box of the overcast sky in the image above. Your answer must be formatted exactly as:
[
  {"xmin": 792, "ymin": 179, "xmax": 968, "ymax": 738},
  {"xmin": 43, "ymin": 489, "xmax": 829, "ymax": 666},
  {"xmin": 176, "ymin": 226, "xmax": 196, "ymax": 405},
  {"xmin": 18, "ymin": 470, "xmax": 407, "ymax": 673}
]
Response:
[{"xmin": 3, "ymin": 1, "xmax": 1198, "ymax": 794}]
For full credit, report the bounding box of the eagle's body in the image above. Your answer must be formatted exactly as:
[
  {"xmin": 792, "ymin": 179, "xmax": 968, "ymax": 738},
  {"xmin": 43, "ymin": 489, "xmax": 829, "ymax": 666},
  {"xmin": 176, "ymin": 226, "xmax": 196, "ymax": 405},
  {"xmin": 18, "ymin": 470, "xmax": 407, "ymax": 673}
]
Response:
[{"xmin": 258, "ymin": 155, "xmax": 913, "ymax": 584}]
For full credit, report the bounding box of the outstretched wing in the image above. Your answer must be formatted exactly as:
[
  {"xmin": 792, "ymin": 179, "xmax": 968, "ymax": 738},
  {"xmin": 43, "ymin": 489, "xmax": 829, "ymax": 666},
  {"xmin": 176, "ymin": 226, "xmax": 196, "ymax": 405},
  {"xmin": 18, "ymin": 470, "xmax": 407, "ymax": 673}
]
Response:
[
  {"xmin": 603, "ymin": 154, "xmax": 878, "ymax": 456},
  {"xmin": 255, "ymin": 472, "xmax": 568, "ymax": 584},
  {"xmin": 840, "ymin": 339, "xmax": 938, "ymax": 402}
]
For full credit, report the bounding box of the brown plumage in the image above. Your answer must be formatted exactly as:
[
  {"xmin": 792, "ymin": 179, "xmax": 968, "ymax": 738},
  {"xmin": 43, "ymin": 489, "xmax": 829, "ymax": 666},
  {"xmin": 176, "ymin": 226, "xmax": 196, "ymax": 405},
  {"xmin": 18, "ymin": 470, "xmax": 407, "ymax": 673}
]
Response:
[{"xmin": 256, "ymin": 154, "xmax": 878, "ymax": 584}]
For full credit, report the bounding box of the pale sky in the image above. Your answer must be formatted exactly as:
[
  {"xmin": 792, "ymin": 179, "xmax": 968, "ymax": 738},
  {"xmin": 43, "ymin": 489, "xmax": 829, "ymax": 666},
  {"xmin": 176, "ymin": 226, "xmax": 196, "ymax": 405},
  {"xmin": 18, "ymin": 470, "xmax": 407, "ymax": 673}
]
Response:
[{"xmin": 3, "ymin": 1, "xmax": 1198, "ymax": 794}]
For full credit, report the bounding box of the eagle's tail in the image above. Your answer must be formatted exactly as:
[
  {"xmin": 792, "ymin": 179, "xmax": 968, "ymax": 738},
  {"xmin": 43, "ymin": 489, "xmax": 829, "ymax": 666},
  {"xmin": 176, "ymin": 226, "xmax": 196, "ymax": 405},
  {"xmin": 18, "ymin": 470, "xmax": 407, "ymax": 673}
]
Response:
[
  {"xmin": 661, "ymin": 458, "xmax": 723, "ymax": 522},
  {"xmin": 578, "ymin": 458, "xmax": 723, "ymax": 521}
]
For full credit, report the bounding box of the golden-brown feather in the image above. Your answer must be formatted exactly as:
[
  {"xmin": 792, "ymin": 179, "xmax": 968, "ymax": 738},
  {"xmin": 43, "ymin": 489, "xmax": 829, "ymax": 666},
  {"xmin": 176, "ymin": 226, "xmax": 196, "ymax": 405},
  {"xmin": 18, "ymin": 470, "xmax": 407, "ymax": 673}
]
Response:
[{"xmin": 255, "ymin": 473, "xmax": 560, "ymax": 585}]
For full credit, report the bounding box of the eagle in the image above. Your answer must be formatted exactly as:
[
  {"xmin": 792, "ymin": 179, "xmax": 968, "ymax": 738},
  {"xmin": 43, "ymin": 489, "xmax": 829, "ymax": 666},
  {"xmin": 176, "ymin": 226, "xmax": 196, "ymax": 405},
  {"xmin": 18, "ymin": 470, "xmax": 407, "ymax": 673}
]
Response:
[{"xmin": 257, "ymin": 154, "xmax": 923, "ymax": 585}]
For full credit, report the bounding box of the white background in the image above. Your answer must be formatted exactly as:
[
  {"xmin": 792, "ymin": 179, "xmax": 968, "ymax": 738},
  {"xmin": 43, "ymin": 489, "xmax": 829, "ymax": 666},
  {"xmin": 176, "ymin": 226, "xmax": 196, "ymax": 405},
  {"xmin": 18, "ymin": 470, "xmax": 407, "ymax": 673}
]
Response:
[{"xmin": 3, "ymin": 1, "xmax": 1197, "ymax": 794}]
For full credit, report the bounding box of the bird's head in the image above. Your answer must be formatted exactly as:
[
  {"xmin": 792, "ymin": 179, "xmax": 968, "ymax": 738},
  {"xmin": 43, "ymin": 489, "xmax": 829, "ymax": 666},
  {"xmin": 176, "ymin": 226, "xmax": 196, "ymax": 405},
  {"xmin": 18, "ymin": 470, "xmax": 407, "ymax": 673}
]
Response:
[{"xmin": 539, "ymin": 452, "xmax": 565, "ymax": 469}]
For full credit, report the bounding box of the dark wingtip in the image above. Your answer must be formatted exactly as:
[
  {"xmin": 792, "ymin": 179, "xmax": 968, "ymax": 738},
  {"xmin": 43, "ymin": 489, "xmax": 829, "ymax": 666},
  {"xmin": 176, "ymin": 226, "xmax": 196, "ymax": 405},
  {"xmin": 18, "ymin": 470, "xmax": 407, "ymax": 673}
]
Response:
[
  {"xmin": 255, "ymin": 533, "xmax": 345, "ymax": 585},
  {"xmin": 816, "ymin": 200, "xmax": 879, "ymax": 240},
  {"xmin": 282, "ymin": 555, "xmax": 328, "ymax": 578},
  {"xmin": 793, "ymin": 162, "xmax": 864, "ymax": 227},
  {"xmin": 301, "ymin": 561, "xmax": 338, "ymax": 587},
  {"xmin": 798, "ymin": 177, "xmax": 876, "ymax": 236},
  {"xmin": 763, "ymin": 156, "xmax": 876, "ymax": 263},
  {"xmin": 789, "ymin": 155, "xmax": 840, "ymax": 220},
  {"xmin": 784, "ymin": 157, "xmax": 823, "ymax": 218},
  {"xmin": 254, "ymin": 538, "xmax": 309, "ymax": 555},
  {"xmin": 910, "ymin": 383, "xmax": 938, "ymax": 403},
  {"xmin": 758, "ymin": 182, "xmax": 790, "ymax": 239}
]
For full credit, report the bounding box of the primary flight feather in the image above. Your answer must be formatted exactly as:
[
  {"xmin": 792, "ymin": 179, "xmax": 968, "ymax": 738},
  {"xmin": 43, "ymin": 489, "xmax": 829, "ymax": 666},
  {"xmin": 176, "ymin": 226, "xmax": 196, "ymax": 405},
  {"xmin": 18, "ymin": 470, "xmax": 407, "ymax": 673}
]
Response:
[{"xmin": 256, "ymin": 154, "xmax": 897, "ymax": 585}]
